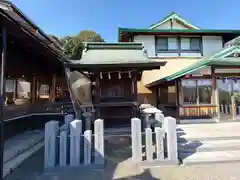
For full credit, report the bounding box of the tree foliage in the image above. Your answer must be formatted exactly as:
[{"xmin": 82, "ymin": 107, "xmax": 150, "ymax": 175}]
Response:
[{"xmin": 62, "ymin": 30, "xmax": 104, "ymax": 60}]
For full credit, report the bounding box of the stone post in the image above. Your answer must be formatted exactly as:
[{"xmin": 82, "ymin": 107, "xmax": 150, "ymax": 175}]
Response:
[
  {"xmin": 155, "ymin": 127, "xmax": 164, "ymax": 160},
  {"xmin": 164, "ymin": 117, "xmax": 178, "ymax": 162},
  {"xmin": 65, "ymin": 114, "xmax": 74, "ymax": 124},
  {"xmin": 59, "ymin": 131, "xmax": 67, "ymax": 166},
  {"xmin": 84, "ymin": 130, "xmax": 92, "ymax": 165},
  {"xmin": 145, "ymin": 128, "xmax": 153, "ymax": 161},
  {"xmin": 44, "ymin": 120, "xmax": 59, "ymax": 168},
  {"xmin": 82, "ymin": 111, "xmax": 92, "ymax": 130},
  {"xmin": 131, "ymin": 118, "xmax": 142, "ymax": 162},
  {"xmin": 94, "ymin": 119, "xmax": 104, "ymax": 165},
  {"xmin": 155, "ymin": 112, "xmax": 164, "ymax": 129},
  {"xmin": 70, "ymin": 120, "xmax": 82, "ymax": 166}
]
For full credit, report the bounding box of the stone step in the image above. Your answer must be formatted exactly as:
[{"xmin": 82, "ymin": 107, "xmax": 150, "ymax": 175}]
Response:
[
  {"xmin": 181, "ymin": 150, "xmax": 240, "ymax": 165},
  {"xmin": 177, "ymin": 136, "xmax": 240, "ymax": 143},
  {"xmin": 178, "ymin": 139, "xmax": 240, "ymax": 153}
]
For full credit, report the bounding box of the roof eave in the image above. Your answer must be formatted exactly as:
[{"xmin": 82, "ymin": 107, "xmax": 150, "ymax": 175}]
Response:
[
  {"xmin": 64, "ymin": 61, "xmax": 166, "ymax": 71},
  {"xmin": 119, "ymin": 28, "xmax": 240, "ymax": 41},
  {"xmin": 0, "ymin": 0, "xmax": 67, "ymax": 64}
]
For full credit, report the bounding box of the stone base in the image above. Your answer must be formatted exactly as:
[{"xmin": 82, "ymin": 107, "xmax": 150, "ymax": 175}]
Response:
[
  {"xmin": 138, "ymin": 159, "xmax": 179, "ymax": 169},
  {"xmin": 44, "ymin": 163, "xmax": 105, "ymax": 174}
]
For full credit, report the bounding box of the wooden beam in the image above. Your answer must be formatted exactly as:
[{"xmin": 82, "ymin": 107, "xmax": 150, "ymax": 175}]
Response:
[
  {"xmin": 30, "ymin": 75, "xmax": 36, "ymax": 104},
  {"xmin": 211, "ymin": 66, "xmax": 220, "ymax": 119},
  {"xmin": 51, "ymin": 74, "xmax": 56, "ymax": 102}
]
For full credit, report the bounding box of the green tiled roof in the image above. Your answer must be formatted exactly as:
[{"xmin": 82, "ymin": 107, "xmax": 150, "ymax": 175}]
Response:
[
  {"xmin": 79, "ymin": 42, "xmax": 150, "ymax": 64},
  {"xmin": 164, "ymin": 46, "xmax": 240, "ymax": 81},
  {"xmin": 64, "ymin": 42, "xmax": 166, "ymax": 70}
]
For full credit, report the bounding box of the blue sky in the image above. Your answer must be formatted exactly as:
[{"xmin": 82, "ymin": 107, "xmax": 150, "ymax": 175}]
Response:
[{"xmin": 11, "ymin": 0, "xmax": 240, "ymax": 42}]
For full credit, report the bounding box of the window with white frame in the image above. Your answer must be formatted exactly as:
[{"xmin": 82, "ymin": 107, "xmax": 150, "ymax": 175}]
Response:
[
  {"xmin": 181, "ymin": 37, "xmax": 201, "ymax": 51},
  {"xmin": 155, "ymin": 36, "xmax": 202, "ymax": 54},
  {"xmin": 156, "ymin": 37, "xmax": 168, "ymax": 51},
  {"xmin": 156, "ymin": 37, "xmax": 178, "ymax": 52}
]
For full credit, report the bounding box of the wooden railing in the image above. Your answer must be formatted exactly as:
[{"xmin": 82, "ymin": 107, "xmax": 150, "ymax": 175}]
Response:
[{"xmin": 179, "ymin": 105, "xmax": 217, "ymax": 119}]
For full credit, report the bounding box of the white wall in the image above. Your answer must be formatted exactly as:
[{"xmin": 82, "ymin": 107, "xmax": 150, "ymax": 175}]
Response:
[
  {"xmin": 133, "ymin": 35, "xmax": 155, "ymax": 57},
  {"xmin": 172, "ymin": 20, "xmax": 188, "ymax": 29},
  {"xmin": 153, "ymin": 21, "xmax": 171, "ymax": 29},
  {"xmin": 153, "ymin": 20, "xmax": 187, "ymax": 29},
  {"xmin": 133, "ymin": 35, "xmax": 223, "ymax": 58},
  {"xmin": 18, "ymin": 80, "xmax": 30, "ymax": 98},
  {"xmin": 202, "ymin": 36, "xmax": 223, "ymax": 56},
  {"xmin": 5, "ymin": 80, "xmax": 15, "ymax": 92}
]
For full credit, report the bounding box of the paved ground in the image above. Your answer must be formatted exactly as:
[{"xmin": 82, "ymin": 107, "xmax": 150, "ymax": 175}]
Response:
[{"xmin": 4, "ymin": 134, "xmax": 240, "ymax": 180}]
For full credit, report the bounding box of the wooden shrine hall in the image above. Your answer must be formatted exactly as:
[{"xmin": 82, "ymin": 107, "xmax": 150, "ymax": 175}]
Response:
[
  {"xmin": 64, "ymin": 42, "xmax": 166, "ymax": 127},
  {"xmin": 0, "ymin": 1, "xmax": 68, "ymax": 120}
]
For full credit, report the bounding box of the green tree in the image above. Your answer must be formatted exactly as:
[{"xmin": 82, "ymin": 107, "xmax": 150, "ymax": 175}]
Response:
[
  {"xmin": 63, "ymin": 30, "xmax": 104, "ymax": 60},
  {"xmin": 63, "ymin": 38, "xmax": 83, "ymax": 60}
]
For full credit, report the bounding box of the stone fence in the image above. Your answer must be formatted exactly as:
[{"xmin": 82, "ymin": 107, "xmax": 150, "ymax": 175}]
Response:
[
  {"xmin": 44, "ymin": 110, "xmax": 178, "ymax": 171},
  {"xmin": 44, "ymin": 115, "xmax": 104, "ymax": 171},
  {"xmin": 131, "ymin": 111, "xmax": 178, "ymax": 168}
]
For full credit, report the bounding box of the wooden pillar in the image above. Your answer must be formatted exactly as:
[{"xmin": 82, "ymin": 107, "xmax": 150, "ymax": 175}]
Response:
[
  {"xmin": 132, "ymin": 75, "xmax": 137, "ymax": 102},
  {"xmin": 36, "ymin": 79, "xmax": 40, "ymax": 100},
  {"xmin": 178, "ymin": 79, "xmax": 183, "ymax": 118},
  {"xmin": 13, "ymin": 79, "xmax": 18, "ymax": 101},
  {"xmin": 95, "ymin": 73, "xmax": 100, "ymax": 117},
  {"xmin": 231, "ymin": 96, "xmax": 236, "ymax": 120},
  {"xmin": 51, "ymin": 74, "xmax": 56, "ymax": 102},
  {"xmin": 175, "ymin": 79, "xmax": 180, "ymax": 120},
  {"xmin": 0, "ymin": 26, "xmax": 7, "ymax": 180},
  {"xmin": 211, "ymin": 67, "xmax": 220, "ymax": 119},
  {"xmin": 31, "ymin": 75, "xmax": 36, "ymax": 104},
  {"xmin": 95, "ymin": 73, "xmax": 100, "ymax": 103}
]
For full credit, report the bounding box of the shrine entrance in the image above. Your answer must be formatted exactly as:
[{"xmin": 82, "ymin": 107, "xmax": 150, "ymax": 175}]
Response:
[
  {"xmin": 217, "ymin": 78, "xmax": 240, "ymax": 121},
  {"xmin": 64, "ymin": 42, "xmax": 166, "ymax": 129}
]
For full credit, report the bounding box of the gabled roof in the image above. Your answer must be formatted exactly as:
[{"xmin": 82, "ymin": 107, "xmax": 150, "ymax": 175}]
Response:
[
  {"xmin": 148, "ymin": 12, "xmax": 200, "ymax": 30},
  {"xmin": 64, "ymin": 42, "xmax": 166, "ymax": 71},
  {"xmin": 118, "ymin": 28, "xmax": 240, "ymax": 42},
  {"xmin": 225, "ymin": 36, "xmax": 240, "ymax": 47},
  {"xmin": 146, "ymin": 45, "xmax": 240, "ymax": 87}
]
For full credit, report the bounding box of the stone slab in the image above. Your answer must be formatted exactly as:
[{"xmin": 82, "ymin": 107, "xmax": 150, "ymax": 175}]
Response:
[
  {"xmin": 4, "ymin": 130, "xmax": 44, "ymax": 164},
  {"xmin": 44, "ymin": 164, "xmax": 105, "ymax": 174},
  {"xmin": 178, "ymin": 139, "xmax": 240, "ymax": 153},
  {"xmin": 177, "ymin": 122, "xmax": 240, "ymax": 140},
  {"xmin": 4, "ymin": 141, "xmax": 44, "ymax": 178},
  {"xmin": 182, "ymin": 150, "xmax": 240, "ymax": 165},
  {"xmin": 139, "ymin": 159, "xmax": 179, "ymax": 169}
]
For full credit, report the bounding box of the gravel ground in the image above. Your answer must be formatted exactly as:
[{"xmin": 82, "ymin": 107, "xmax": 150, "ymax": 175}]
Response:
[{"xmin": 4, "ymin": 136, "xmax": 240, "ymax": 180}]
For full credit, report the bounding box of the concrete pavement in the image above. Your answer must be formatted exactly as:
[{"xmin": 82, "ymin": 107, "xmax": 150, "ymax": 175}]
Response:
[{"xmin": 3, "ymin": 130, "xmax": 44, "ymax": 178}]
